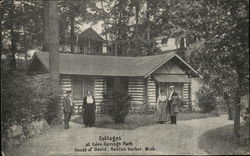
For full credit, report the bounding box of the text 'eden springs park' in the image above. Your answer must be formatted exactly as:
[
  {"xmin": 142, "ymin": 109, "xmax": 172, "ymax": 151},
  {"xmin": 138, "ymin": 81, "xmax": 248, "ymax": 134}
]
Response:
[{"xmin": 75, "ymin": 136, "xmax": 156, "ymax": 152}]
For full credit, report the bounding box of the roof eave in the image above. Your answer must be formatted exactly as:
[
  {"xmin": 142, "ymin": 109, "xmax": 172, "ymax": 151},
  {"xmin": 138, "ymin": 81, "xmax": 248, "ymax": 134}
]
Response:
[
  {"xmin": 26, "ymin": 52, "xmax": 49, "ymax": 74},
  {"xmin": 144, "ymin": 54, "xmax": 202, "ymax": 79}
]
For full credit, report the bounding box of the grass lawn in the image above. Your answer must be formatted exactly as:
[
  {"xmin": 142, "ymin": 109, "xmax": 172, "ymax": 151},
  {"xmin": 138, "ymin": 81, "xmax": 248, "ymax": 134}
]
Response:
[
  {"xmin": 72, "ymin": 112, "xmax": 219, "ymax": 130},
  {"xmin": 198, "ymin": 122, "xmax": 250, "ymax": 155}
]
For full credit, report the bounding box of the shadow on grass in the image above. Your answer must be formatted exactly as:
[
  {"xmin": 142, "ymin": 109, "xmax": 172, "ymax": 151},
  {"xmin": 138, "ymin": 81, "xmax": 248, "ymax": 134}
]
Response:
[
  {"xmin": 198, "ymin": 123, "xmax": 250, "ymax": 155},
  {"xmin": 72, "ymin": 114, "xmax": 158, "ymax": 130},
  {"xmin": 72, "ymin": 112, "xmax": 219, "ymax": 130}
]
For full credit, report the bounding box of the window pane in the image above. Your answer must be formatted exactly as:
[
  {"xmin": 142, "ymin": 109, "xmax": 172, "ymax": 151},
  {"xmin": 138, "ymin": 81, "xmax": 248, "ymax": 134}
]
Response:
[{"xmin": 73, "ymin": 79, "xmax": 82, "ymax": 100}]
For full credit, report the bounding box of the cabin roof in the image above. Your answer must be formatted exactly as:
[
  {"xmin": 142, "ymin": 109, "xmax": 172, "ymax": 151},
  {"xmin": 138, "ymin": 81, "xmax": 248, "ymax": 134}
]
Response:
[
  {"xmin": 78, "ymin": 27, "xmax": 104, "ymax": 42},
  {"xmin": 27, "ymin": 51, "xmax": 201, "ymax": 78}
]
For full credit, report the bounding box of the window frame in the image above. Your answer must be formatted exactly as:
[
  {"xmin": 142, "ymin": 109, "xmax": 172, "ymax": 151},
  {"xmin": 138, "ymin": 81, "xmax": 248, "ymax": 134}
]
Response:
[{"xmin": 72, "ymin": 78, "xmax": 83, "ymax": 100}]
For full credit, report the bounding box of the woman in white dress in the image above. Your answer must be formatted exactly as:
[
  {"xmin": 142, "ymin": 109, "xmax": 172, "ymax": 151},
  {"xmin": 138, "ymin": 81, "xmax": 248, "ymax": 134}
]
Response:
[{"xmin": 156, "ymin": 89, "xmax": 169, "ymax": 124}]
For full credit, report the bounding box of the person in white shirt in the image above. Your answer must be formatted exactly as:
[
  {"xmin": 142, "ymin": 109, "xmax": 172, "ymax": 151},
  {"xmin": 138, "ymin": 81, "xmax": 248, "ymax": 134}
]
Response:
[{"xmin": 82, "ymin": 90, "xmax": 96, "ymax": 127}]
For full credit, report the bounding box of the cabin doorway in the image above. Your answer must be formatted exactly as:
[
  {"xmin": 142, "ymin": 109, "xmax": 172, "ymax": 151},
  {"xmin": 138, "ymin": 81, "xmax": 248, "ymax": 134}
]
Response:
[{"xmin": 158, "ymin": 82, "xmax": 183, "ymax": 99}]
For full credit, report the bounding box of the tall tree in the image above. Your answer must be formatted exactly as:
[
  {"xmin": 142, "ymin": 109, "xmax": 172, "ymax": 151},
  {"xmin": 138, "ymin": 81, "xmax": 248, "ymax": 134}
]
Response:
[
  {"xmin": 172, "ymin": 0, "xmax": 249, "ymax": 138},
  {"xmin": 46, "ymin": 0, "xmax": 60, "ymax": 91},
  {"xmin": 9, "ymin": 0, "xmax": 17, "ymax": 70},
  {"xmin": 43, "ymin": 0, "xmax": 49, "ymax": 51}
]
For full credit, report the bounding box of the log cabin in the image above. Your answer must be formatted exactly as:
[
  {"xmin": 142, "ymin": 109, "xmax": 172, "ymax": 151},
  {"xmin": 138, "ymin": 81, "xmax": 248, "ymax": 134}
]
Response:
[{"xmin": 27, "ymin": 51, "xmax": 201, "ymax": 115}]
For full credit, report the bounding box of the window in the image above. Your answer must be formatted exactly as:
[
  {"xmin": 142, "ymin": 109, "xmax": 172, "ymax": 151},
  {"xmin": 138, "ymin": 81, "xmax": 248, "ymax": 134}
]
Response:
[
  {"xmin": 106, "ymin": 77, "xmax": 114, "ymax": 93},
  {"xmin": 72, "ymin": 78, "xmax": 83, "ymax": 100}
]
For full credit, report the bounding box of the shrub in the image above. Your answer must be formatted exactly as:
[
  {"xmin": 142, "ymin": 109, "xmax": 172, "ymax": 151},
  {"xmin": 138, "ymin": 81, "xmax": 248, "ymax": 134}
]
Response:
[
  {"xmin": 1, "ymin": 70, "xmax": 61, "ymax": 133},
  {"xmin": 196, "ymin": 86, "xmax": 218, "ymax": 113},
  {"xmin": 102, "ymin": 90, "xmax": 131, "ymax": 123}
]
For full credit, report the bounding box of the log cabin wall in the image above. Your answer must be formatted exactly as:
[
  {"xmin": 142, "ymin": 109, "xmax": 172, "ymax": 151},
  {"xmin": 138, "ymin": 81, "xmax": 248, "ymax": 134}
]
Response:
[
  {"xmin": 146, "ymin": 75, "xmax": 157, "ymax": 106},
  {"xmin": 183, "ymin": 82, "xmax": 192, "ymax": 107},
  {"xmin": 128, "ymin": 77, "xmax": 146, "ymax": 112},
  {"xmin": 94, "ymin": 76, "xmax": 105, "ymax": 113}
]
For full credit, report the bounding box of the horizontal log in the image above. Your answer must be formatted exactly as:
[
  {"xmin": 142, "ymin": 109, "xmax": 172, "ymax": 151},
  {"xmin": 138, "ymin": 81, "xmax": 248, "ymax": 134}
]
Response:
[
  {"xmin": 130, "ymin": 94, "xmax": 144, "ymax": 97},
  {"xmin": 128, "ymin": 85, "xmax": 144, "ymax": 88},
  {"xmin": 61, "ymin": 88, "xmax": 71, "ymax": 91},
  {"xmin": 147, "ymin": 92, "xmax": 156, "ymax": 95},
  {"xmin": 129, "ymin": 102, "xmax": 144, "ymax": 105},
  {"xmin": 129, "ymin": 80, "xmax": 144, "ymax": 83},
  {"xmin": 130, "ymin": 92, "xmax": 144, "ymax": 94},
  {"xmin": 60, "ymin": 78, "xmax": 71, "ymax": 81},
  {"xmin": 94, "ymin": 85, "xmax": 104, "ymax": 88},
  {"xmin": 61, "ymin": 84, "xmax": 71, "ymax": 87},
  {"xmin": 129, "ymin": 88, "xmax": 144, "ymax": 91},
  {"xmin": 148, "ymin": 99, "xmax": 156, "ymax": 102},
  {"xmin": 148, "ymin": 101, "xmax": 156, "ymax": 104},
  {"xmin": 94, "ymin": 80, "xmax": 104, "ymax": 82},
  {"xmin": 94, "ymin": 88, "xmax": 104, "ymax": 91},
  {"xmin": 148, "ymin": 102, "xmax": 156, "ymax": 105},
  {"xmin": 148, "ymin": 97, "xmax": 156, "ymax": 100},
  {"xmin": 147, "ymin": 92, "xmax": 156, "ymax": 94},
  {"xmin": 60, "ymin": 82, "xmax": 71, "ymax": 85},
  {"xmin": 147, "ymin": 88, "xmax": 156, "ymax": 91},
  {"xmin": 61, "ymin": 86, "xmax": 72, "ymax": 90},
  {"xmin": 146, "ymin": 85, "xmax": 156, "ymax": 87},
  {"xmin": 147, "ymin": 89, "xmax": 156, "ymax": 92},
  {"xmin": 129, "ymin": 100, "xmax": 145, "ymax": 102},
  {"xmin": 128, "ymin": 90, "xmax": 144, "ymax": 93},
  {"xmin": 94, "ymin": 94, "xmax": 103, "ymax": 97},
  {"xmin": 129, "ymin": 81, "xmax": 144, "ymax": 84},
  {"xmin": 130, "ymin": 97, "xmax": 144, "ymax": 100},
  {"xmin": 94, "ymin": 79, "xmax": 104, "ymax": 82},
  {"xmin": 94, "ymin": 81, "xmax": 104, "ymax": 83},
  {"xmin": 129, "ymin": 77, "xmax": 143, "ymax": 80},
  {"xmin": 94, "ymin": 89, "xmax": 104, "ymax": 92},
  {"xmin": 128, "ymin": 86, "xmax": 144, "ymax": 89},
  {"xmin": 128, "ymin": 82, "xmax": 144, "ymax": 84},
  {"xmin": 147, "ymin": 84, "xmax": 155, "ymax": 87}
]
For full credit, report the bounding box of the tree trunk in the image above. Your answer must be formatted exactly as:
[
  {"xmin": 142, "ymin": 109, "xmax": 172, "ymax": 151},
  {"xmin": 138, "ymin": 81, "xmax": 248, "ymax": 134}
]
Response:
[
  {"xmin": 48, "ymin": 0, "xmax": 60, "ymax": 91},
  {"xmin": 234, "ymin": 68, "xmax": 244, "ymax": 139},
  {"xmin": 234, "ymin": 87, "xmax": 241, "ymax": 139},
  {"xmin": 135, "ymin": 1, "xmax": 139, "ymax": 37},
  {"xmin": 101, "ymin": 0, "xmax": 109, "ymax": 54},
  {"xmin": 43, "ymin": 0, "xmax": 49, "ymax": 51},
  {"xmin": 0, "ymin": 2, "xmax": 3, "ymax": 55},
  {"xmin": 70, "ymin": 14, "xmax": 75, "ymax": 53},
  {"xmin": 10, "ymin": 0, "xmax": 16, "ymax": 70},
  {"xmin": 146, "ymin": 0, "xmax": 150, "ymax": 42}
]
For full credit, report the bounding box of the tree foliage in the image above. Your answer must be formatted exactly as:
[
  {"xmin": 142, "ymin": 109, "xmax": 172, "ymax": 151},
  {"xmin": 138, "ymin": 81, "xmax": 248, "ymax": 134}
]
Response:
[{"xmin": 1, "ymin": 67, "xmax": 61, "ymax": 130}]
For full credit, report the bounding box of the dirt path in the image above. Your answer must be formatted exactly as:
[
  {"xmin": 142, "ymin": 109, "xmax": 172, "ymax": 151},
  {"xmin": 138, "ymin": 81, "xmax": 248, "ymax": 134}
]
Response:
[{"xmin": 5, "ymin": 115, "xmax": 233, "ymax": 155}]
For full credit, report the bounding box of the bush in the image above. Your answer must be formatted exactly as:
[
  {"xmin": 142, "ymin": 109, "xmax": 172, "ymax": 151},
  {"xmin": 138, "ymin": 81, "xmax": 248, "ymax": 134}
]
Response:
[
  {"xmin": 196, "ymin": 86, "xmax": 218, "ymax": 113},
  {"xmin": 1, "ymin": 70, "xmax": 61, "ymax": 133},
  {"xmin": 102, "ymin": 90, "xmax": 131, "ymax": 123}
]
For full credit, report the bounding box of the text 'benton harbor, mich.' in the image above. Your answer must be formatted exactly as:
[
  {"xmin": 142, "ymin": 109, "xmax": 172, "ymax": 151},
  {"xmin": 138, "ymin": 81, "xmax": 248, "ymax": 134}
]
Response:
[{"xmin": 74, "ymin": 136, "xmax": 156, "ymax": 153}]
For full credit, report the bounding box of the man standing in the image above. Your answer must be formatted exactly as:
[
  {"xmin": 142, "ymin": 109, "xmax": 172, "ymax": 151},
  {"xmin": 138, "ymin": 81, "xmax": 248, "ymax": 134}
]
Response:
[
  {"xmin": 63, "ymin": 90, "xmax": 74, "ymax": 129},
  {"xmin": 167, "ymin": 86, "xmax": 179, "ymax": 124}
]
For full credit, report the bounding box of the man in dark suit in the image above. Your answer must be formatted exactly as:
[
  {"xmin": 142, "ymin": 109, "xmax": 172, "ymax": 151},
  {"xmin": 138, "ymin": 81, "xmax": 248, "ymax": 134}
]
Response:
[
  {"xmin": 63, "ymin": 90, "xmax": 74, "ymax": 129},
  {"xmin": 168, "ymin": 86, "xmax": 179, "ymax": 124}
]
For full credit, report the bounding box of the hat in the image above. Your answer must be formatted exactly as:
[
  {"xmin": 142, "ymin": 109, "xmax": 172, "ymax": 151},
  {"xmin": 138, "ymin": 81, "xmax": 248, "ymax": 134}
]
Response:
[{"xmin": 66, "ymin": 90, "xmax": 71, "ymax": 93}]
